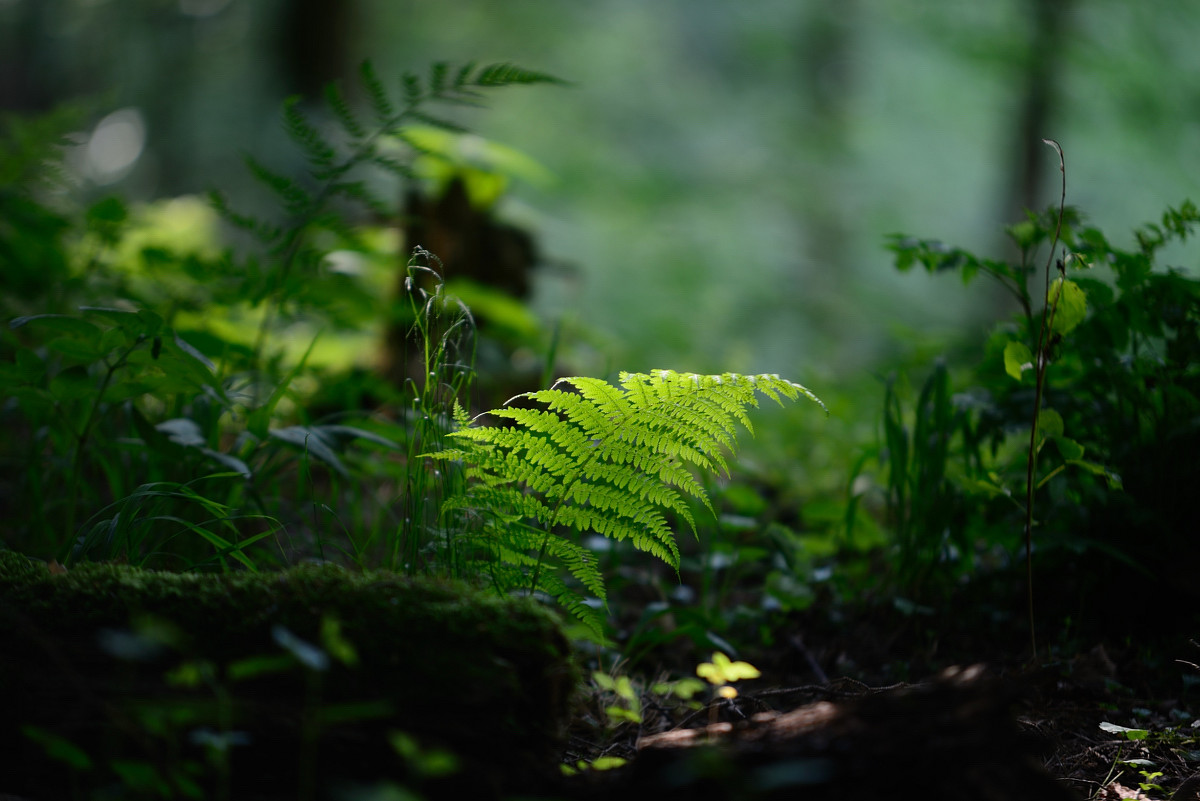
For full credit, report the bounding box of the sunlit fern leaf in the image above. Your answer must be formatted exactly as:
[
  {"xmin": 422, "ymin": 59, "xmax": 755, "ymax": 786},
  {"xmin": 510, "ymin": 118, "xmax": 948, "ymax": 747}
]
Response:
[{"xmin": 429, "ymin": 370, "xmax": 824, "ymax": 632}]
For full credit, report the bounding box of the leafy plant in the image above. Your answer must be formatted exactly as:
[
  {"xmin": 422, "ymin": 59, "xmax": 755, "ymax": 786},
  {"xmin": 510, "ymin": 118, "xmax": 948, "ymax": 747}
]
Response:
[
  {"xmin": 885, "ymin": 149, "xmax": 1199, "ymax": 643},
  {"xmin": 696, "ymin": 651, "xmax": 761, "ymax": 700},
  {"xmin": 1, "ymin": 61, "xmax": 563, "ymax": 572},
  {"xmin": 879, "ymin": 360, "xmax": 982, "ymax": 598},
  {"xmin": 430, "ymin": 370, "xmax": 825, "ymax": 637},
  {"xmin": 213, "ymin": 60, "xmax": 566, "ymax": 375},
  {"xmin": 388, "ymin": 248, "xmax": 476, "ymax": 575}
]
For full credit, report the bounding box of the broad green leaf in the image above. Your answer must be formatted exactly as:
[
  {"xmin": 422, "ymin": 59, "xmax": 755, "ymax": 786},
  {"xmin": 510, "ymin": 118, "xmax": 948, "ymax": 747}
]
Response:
[
  {"xmin": 49, "ymin": 369, "xmax": 95, "ymax": 401},
  {"xmin": 47, "ymin": 337, "xmax": 100, "ymax": 362},
  {"xmin": 1037, "ymin": 409, "xmax": 1063, "ymax": 439},
  {"xmin": 199, "ymin": 448, "xmax": 251, "ymax": 478},
  {"xmin": 314, "ymin": 424, "xmax": 403, "ymax": 451},
  {"xmin": 1055, "ymin": 437, "xmax": 1085, "ymax": 461},
  {"xmin": 14, "ymin": 349, "xmax": 45, "ymax": 382},
  {"xmin": 1099, "ymin": 721, "xmax": 1149, "ymax": 741},
  {"xmin": 1048, "ymin": 277, "xmax": 1087, "ymax": 335},
  {"xmin": 9, "ymin": 314, "xmax": 101, "ymax": 339},
  {"xmin": 1068, "ymin": 459, "xmax": 1122, "ymax": 489},
  {"xmin": 270, "ymin": 425, "xmax": 348, "ymax": 477},
  {"xmin": 1003, "ymin": 340, "xmax": 1034, "ymax": 381},
  {"xmin": 98, "ymin": 325, "xmax": 131, "ymax": 354}
]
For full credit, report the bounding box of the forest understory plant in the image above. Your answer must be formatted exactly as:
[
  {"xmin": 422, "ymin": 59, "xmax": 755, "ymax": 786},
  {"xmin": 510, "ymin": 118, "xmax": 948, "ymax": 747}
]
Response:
[
  {"xmin": 429, "ymin": 370, "xmax": 826, "ymax": 638},
  {"xmin": 885, "ymin": 147, "xmax": 1198, "ymax": 652},
  {"xmin": 1, "ymin": 61, "xmax": 564, "ymax": 571}
]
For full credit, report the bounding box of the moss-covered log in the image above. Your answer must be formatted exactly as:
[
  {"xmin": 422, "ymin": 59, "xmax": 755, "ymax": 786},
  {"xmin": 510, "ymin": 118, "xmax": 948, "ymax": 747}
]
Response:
[{"xmin": 0, "ymin": 550, "xmax": 578, "ymax": 799}]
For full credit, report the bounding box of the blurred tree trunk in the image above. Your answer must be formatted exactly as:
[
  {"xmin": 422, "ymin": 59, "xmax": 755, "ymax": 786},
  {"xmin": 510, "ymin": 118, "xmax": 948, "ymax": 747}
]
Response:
[
  {"xmin": 279, "ymin": 0, "xmax": 356, "ymax": 97},
  {"xmin": 0, "ymin": 1, "xmax": 53, "ymax": 112},
  {"xmin": 1004, "ymin": 0, "xmax": 1074, "ymax": 227}
]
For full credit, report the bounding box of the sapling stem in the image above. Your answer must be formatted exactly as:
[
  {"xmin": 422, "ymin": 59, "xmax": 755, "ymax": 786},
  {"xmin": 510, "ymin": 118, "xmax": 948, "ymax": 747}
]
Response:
[{"xmin": 1024, "ymin": 138, "xmax": 1067, "ymax": 662}]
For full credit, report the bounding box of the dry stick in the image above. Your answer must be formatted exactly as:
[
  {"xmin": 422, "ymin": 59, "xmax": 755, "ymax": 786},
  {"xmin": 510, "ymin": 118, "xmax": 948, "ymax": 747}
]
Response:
[{"xmin": 1025, "ymin": 138, "xmax": 1068, "ymax": 662}]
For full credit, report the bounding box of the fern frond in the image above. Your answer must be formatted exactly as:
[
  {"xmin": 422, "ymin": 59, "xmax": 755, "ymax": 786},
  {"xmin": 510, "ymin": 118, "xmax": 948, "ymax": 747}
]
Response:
[
  {"xmin": 471, "ymin": 63, "xmax": 568, "ymax": 88},
  {"xmin": 429, "ymin": 369, "xmax": 823, "ymax": 633}
]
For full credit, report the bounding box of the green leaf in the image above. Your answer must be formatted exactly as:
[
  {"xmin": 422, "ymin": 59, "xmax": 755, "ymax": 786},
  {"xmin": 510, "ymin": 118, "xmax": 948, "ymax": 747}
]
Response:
[
  {"xmin": 320, "ymin": 615, "xmax": 359, "ymax": 667},
  {"xmin": 1037, "ymin": 408, "xmax": 1063, "ymax": 439},
  {"xmin": 86, "ymin": 195, "xmax": 128, "ymax": 225},
  {"xmin": 10, "ymin": 314, "xmax": 102, "ymax": 340},
  {"xmin": 1003, "ymin": 340, "xmax": 1034, "ymax": 381},
  {"xmin": 1068, "ymin": 459, "xmax": 1122, "ymax": 489},
  {"xmin": 227, "ymin": 654, "xmax": 294, "ymax": 681},
  {"xmin": 1099, "ymin": 721, "xmax": 1150, "ymax": 741},
  {"xmin": 697, "ymin": 651, "xmax": 761, "ymax": 685},
  {"xmin": 1048, "ymin": 277, "xmax": 1087, "ymax": 335},
  {"xmin": 270, "ymin": 425, "xmax": 349, "ymax": 478},
  {"xmin": 47, "ymin": 337, "xmax": 100, "ymax": 362},
  {"xmin": 21, "ymin": 726, "xmax": 93, "ymax": 770},
  {"xmin": 1055, "ymin": 437, "xmax": 1084, "ymax": 461},
  {"xmin": 1007, "ymin": 219, "xmax": 1040, "ymax": 250}
]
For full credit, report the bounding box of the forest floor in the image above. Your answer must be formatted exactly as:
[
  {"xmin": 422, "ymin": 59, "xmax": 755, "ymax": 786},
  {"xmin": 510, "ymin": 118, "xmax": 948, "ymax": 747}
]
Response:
[{"xmin": 556, "ymin": 569, "xmax": 1200, "ymax": 801}]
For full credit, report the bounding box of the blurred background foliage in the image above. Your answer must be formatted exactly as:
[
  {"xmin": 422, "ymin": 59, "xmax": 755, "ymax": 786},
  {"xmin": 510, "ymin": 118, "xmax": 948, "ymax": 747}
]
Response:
[
  {"xmin": 5, "ymin": 0, "xmax": 1197, "ymax": 377},
  {"xmin": 2, "ymin": 0, "xmax": 1198, "ymax": 591}
]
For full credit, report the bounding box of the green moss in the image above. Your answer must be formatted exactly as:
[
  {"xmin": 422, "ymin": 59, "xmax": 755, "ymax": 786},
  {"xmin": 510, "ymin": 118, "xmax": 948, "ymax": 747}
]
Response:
[{"xmin": 0, "ymin": 549, "xmax": 579, "ymax": 797}]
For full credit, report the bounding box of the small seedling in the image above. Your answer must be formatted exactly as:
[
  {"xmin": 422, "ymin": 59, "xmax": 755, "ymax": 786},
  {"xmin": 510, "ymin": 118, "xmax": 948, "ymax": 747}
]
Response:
[
  {"xmin": 593, "ymin": 670, "xmax": 643, "ymax": 726},
  {"xmin": 697, "ymin": 651, "xmax": 761, "ymax": 700}
]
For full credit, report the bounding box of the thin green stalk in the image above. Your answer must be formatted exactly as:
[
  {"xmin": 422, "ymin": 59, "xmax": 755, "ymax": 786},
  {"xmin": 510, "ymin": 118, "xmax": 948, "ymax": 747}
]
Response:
[
  {"xmin": 63, "ymin": 337, "xmax": 143, "ymax": 559},
  {"xmin": 1024, "ymin": 138, "xmax": 1067, "ymax": 661}
]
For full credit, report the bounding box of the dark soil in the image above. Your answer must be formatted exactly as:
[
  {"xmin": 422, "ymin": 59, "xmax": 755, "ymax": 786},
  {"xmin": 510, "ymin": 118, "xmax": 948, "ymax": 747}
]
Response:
[{"xmin": 553, "ymin": 565, "xmax": 1200, "ymax": 801}]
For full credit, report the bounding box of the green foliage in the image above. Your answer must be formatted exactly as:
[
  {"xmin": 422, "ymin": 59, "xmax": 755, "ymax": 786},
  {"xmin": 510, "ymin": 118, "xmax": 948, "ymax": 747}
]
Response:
[
  {"xmin": 879, "ymin": 361, "xmax": 982, "ymax": 597},
  {"xmin": 214, "ymin": 60, "xmax": 565, "ymax": 370},
  {"xmin": 881, "ymin": 197, "xmax": 1200, "ymax": 614},
  {"xmin": 0, "ymin": 62, "xmax": 561, "ymax": 571},
  {"xmin": 430, "ymin": 370, "xmax": 824, "ymax": 637}
]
